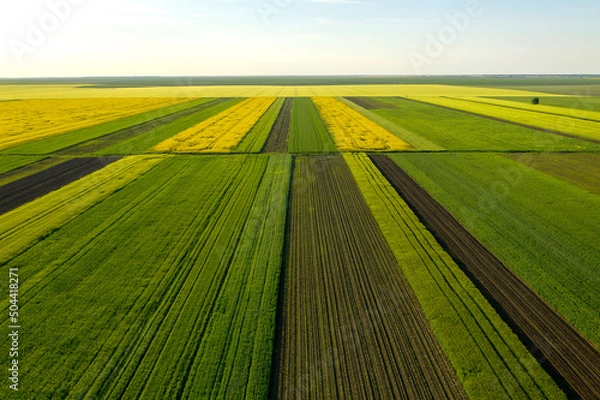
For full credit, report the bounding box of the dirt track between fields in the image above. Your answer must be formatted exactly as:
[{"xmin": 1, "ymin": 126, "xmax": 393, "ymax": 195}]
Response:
[
  {"xmin": 262, "ymin": 98, "xmax": 292, "ymax": 153},
  {"xmin": 0, "ymin": 157, "xmax": 120, "ymax": 215},
  {"xmin": 370, "ymin": 154, "xmax": 600, "ymax": 399}
]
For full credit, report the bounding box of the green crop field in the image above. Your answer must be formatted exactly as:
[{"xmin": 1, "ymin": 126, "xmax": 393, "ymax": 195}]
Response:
[
  {"xmin": 388, "ymin": 153, "xmax": 600, "ymax": 347},
  {"xmin": 349, "ymin": 97, "xmax": 600, "ymax": 151},
  {"xmin": 235, "ymin": 97, "xmax": 285, "ymax": 153},
  {"xmin": 288, "ymin": 97, "xmax": 337, "ymax": 153},
  {"xmin": 1, "ymin": 155, "xmax": 290, "ymax": 398},
  {"xmin": 487, "ymin": 96, "xmax": 600, "ymax": 113},
  {"xmin": 1, "ymin": 77, "xmax": 599, "ymax": 399}
]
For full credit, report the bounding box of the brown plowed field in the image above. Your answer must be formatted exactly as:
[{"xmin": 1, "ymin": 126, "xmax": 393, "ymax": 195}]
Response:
[
  {"xmin": 346, "ymin": 96, "xmax": 398, "ymax": 109},
  {"xmin": 0, "ymin": 157, "xmax": 120, "ymax": 215},
  {"xmin": 262, "ymin": 98, "xmax": 292, "ymax": 153},
  {"xmin": 370, "ymin": 154, "xmax": 600, "ymax": 399},
  {"xmin": 56, "ymin": 99, "xmax": 230, "ymax": 155},
  {"xmin": 275, "ymin": 155, "xmax": 466, "ymax": 399}
]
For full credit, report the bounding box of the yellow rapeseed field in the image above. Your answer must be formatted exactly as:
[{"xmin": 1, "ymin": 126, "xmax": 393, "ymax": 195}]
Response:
[
  {"xmin": 0, "ymin": 97, "xmax": 189, "ymax": 151},
  {"xmin": 0, "ymin": 84, "xmax": 552, "ymax": 99},
  {"xmin": 311, "ymin": 97, "xmax": 412, "ymax": 151},
  {"xmin": 153, "ymin": 97, "xmax": 276, "ymax": 153}
]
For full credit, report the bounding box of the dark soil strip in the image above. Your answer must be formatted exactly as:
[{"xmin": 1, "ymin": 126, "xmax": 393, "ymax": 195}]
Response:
[
  {"xmin": 268, "ymin": 156, "xmax": 295, "ymax": 400},
  {"xmin": 0, "ymin": 157, "xmax": 63, "ymax": 187},
  {"xmin": 370, "ymin": 154, "xmax": 600, "ymax": 400},
  {"xmin": 277, "ymin": 155, "xmax": 466, "ymax": 399},
  {"xmin": 0, "ymin": 157, "xmax": 121, "ymax": 215},
  {"xmin": 55, "ymin": 99, "xmax": 231, "ymax": 155},
  {"xmin": 346, "ymin": 97, "xmax": 398, "ymax": 110},
  {"xmin": 262, "ymin": 98, "xmax": 293, "ymax": 153},
  {"xmin": 405, "ymin": 97, "xmax": 600, "ymax": 145}
]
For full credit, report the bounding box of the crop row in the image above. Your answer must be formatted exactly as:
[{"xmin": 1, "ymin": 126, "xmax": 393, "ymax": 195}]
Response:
[
  {"xmin": 387, "ymin": 153, "xmax": 600, "ymax": 348},
  {"xmin": 373, "ymin": 154, "xmax": 600, "ymax": 398},
  {"xmin": 277, "ymin": 155, "xmax": 465, "ymax": 399},
  {"xmin": 288, "ymin": 98, "xmax": 337, "ymax": 153},
  {"xmin": 0, "ymin": 155, "xmax": 165, "ymax": 265},
  {"xmin": 0, "ymin": 157, "xmax": 121, "ymax": 215},
  {"xmin": 154, "ymin": 98, "xmax": 276, "ymax": 153},
  {"xmin": 0, "ymin": 155, "xmax": 290, "ymax": 399},
  {"xmin": 462, "ymin": 96, "xmax": 600, "ymax": 122},
  {"xmin": 346, "ymin": 97, "xmax": 600, "ymax": 151},
  {"xmin": 312, "ymin": 97, "xmax": 412, "ymax": 151},
  {"xmin": 345, "ymin": 153, "xmax": 564, "ymax": 399},
  {"xmin": 411, "ymin": 96, "xmax": 600, "ymax": 142},
  {"xmin": 0, "ymin": 97, "xmax": 193, "ymax": 152}
]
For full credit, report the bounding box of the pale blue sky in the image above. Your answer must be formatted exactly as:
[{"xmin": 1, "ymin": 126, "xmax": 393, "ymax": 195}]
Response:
[{"xmin": 1, "ymin": 0, "xmax": 599, "ymax": 77}]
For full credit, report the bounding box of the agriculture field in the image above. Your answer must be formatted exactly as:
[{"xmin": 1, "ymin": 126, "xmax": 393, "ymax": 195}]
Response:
[
  {"xmin": 312, "ymin": 97, "xmax": 412, "ymax": 151},
  {"xmin": 347, "ymin": 97, "xmax": 600, "ymax": 151},
  {"xmin": 372, "ymin": 154, "xmax": 600, "ymax": 398},
  {"xmin": 387, "ymin": 153, "xmax": 600, "ymax": 348},
  {"xmin": 507, "ymin": 153, "xmax": 600, "ymax": 195},
  {"xmin": 410, "ymin": 96, "xmax": 600, "ymax": 142},
  {"xmin": 0, "ymin": 155, "xmax": 290, "ymax": 399},
  {"xmin": 288, "ymin": 97, "xmax": 337, "ymax": 153},
  {"xmin": 278, "ymin": 155, "xmax": 466, "ymax": 399},
  {"xmin": 345, "ymin": 154, "xmax": 563, "ymax": 399},
  {"xmin": 0, "ymin": 97, "xmax": 194, "ymax": 151},
  {"xmin": 0, "ymin": 83, "xmax": 552, "ymax": 100},
  {"xmin": 1, "ymin": 78, "xmax": 599, "ymax": 399},
  {"xmin": 153, "ymin": 97, "xmax": 276, "ymax": 153},
  {"xmin": 485, "ymin": 96, "xmax": 600, "ymax": 115},
  {"xmin": 1, "ymin": 98, "xmax": 220, "ymax": 155}
]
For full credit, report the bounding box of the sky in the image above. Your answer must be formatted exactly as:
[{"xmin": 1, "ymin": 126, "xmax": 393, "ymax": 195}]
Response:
[{"xmin": 0, "ymin": 0, "xmax": 599, "ymax": 77}]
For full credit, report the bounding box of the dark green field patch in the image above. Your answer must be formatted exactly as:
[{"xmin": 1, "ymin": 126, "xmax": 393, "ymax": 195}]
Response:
[{"xmin": 345, "ymin": 96, "xmax": 398, "ymax": 109}]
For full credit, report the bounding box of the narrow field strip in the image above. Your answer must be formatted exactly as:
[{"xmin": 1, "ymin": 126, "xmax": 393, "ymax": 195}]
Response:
[
  {"xmin": 364, "ymin": 97, "xmax": 599, "ymax": 151},
  {"xmin": 340, "ymin": 97, "xmax": 443, "ymax": 150},
  {"xmin": 236, "ymin": 98, "xmax": 285, "ymax": 153},
  {"xmin": 412, "ymin": 96, "xmax": 600, "ymax": 143},
  {"xmin": 311, "ymin": 97, "xmax": 412, "ymax": 151},
  {"xmin": 464, "ymin": 96, "xmax": 600, "ymax": 123},
  {"xmin": 345, "ymin": 153, "xmax": 564, "ymax": 399},
  {"xmin": 0, "ymin": 155, "xmax": 165, "ymax": 265},
  {"xmin": 370, "ymin": 154, "xmax": 600, "ymax": 399},
  {"xmin": 100, "ymin": 98, "xmax": 243, "ymax": 155},
  {"xmin": 54, "ymin": 99, "xmax": 228, "ymax": 155},
  {"xmin": 0, "ymin": 157, "xmax": 121, "ymax": 215},
  {"xmin": 153, "ymin": 97, "xmax": 277, "ymax": 153},
  {"xmin": 288, "ymin": 98, "xmax": 337, "ymax": 153},
  {"xmin": 0, "ymin": 97, "xmax": 193, "ymax": 151},
  {"xmin": 261, "ymin": 98, "xmax": 293, "ymax": 153},
  {"xmin": 0, "ymin": 157, "xmax": 70, "ymax": 187},
  {"xmin": 0, "ymin": 155, "xmax": 290, "ymax": 399},
  {"xmin": 278, "ymin": 155, "xmax": 466, "ymax": 399}
]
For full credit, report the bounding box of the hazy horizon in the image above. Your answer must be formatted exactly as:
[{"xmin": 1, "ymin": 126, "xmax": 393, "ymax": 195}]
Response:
[{"xmin": 2, "ymin": 0, "xmax": 599, "ymax": 78}]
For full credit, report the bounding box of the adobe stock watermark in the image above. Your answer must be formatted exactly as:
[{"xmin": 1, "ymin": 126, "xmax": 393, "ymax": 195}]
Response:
[
  {"xmin": 8, "ymin": 0, "xmax": 90, "ymax": 62},
  {"xmin": 256, "ymin": 0, "xmax": 292, "ymax": 23},
  {"xmin": 408, "ymin": 0, "xmax": 484, "ymax": 74}
]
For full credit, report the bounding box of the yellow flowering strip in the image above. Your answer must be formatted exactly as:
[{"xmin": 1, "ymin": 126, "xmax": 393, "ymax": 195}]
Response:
[
  {"xmin": 0, "ymin": 98, "xmax": 190, "ymax": 151},
  {"xmin": 311, "ymin": 97, "xmax": 412, "ymax": 151},
  {"xmin": 154, "ymin": 97, "xmax": 277, "ymax": 153}
]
